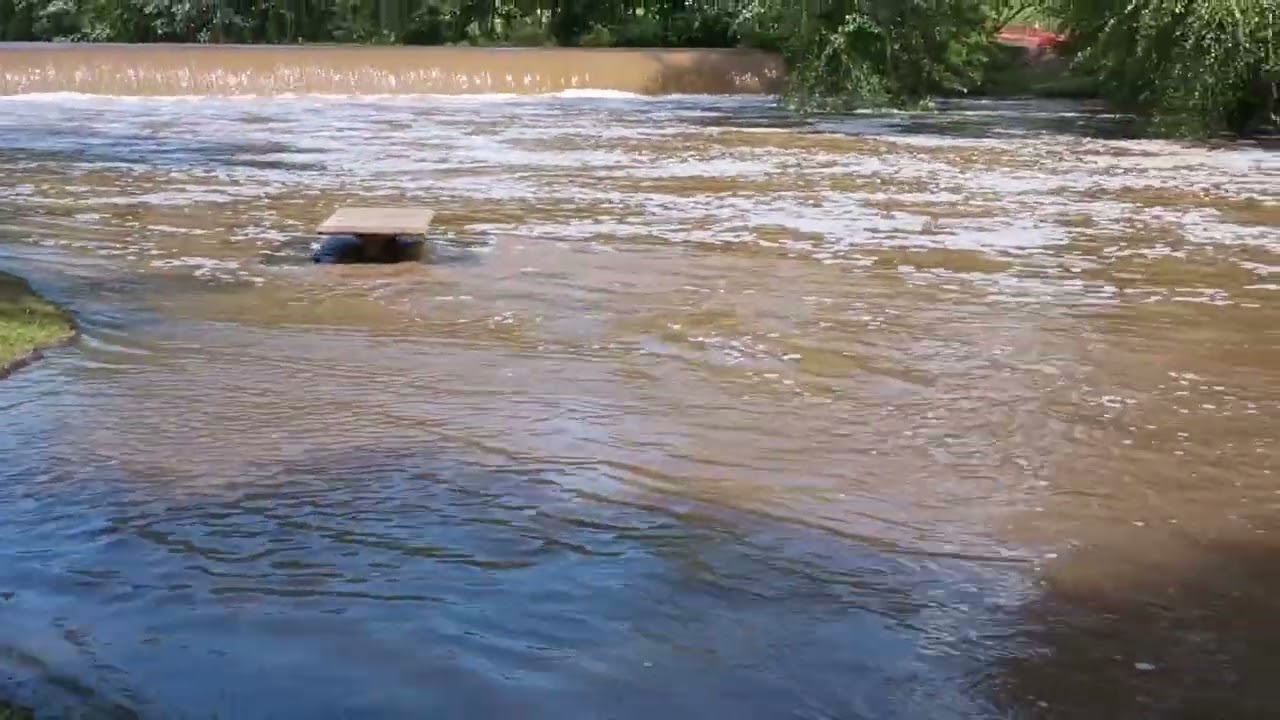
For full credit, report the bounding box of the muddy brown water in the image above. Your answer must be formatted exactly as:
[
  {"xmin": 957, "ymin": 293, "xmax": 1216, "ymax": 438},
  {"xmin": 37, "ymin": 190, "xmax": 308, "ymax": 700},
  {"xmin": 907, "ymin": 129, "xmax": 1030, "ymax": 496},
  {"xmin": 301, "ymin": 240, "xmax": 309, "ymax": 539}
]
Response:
[
  {"xmin": 0, "ymin": 43, "xmax": 784, "ymax": 96},
  {"xmin": 0, "ymin": 46, "xmax": 1278, "ymax": 719}
]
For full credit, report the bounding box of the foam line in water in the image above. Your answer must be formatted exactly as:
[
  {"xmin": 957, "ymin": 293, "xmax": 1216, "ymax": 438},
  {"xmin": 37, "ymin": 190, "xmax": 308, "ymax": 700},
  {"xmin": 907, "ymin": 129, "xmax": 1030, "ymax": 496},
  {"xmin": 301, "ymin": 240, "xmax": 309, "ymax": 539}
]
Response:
[{"xmin": 0, "ymin": 90, "xmax": 767, "ymax": 105}]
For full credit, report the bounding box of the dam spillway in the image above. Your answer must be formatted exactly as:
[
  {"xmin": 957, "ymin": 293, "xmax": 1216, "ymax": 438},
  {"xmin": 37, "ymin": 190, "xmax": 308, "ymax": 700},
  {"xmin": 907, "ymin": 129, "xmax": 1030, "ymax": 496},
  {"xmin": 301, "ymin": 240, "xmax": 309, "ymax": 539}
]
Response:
[{"xmin": 0, "ymin": 43, "xmax": 786, "ymax": 96}]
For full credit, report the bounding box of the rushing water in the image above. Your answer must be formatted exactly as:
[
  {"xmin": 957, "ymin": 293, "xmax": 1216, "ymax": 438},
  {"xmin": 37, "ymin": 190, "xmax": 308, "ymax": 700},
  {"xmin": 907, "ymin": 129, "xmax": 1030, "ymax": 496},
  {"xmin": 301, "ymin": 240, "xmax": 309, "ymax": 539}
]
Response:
[
  {"xmin": 0, "ymin": 77, "xmax": 1278, "ymax": 718},
  {"xmin": 0, "ymin": 44, "xmax": 784, "ymax": 96}
]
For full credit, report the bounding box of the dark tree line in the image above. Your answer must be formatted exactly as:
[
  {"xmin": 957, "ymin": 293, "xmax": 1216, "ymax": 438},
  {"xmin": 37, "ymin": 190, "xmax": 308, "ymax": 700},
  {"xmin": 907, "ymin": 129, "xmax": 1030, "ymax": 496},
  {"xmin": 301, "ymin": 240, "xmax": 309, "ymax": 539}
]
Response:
[
  {"xmin": 0, "ymin": 0, "xmax": 755, "ymax": 46},
  {"xmin": 1050, "ymin": 0, "xmax": 1277, "ymax": 136},
  {"xmin": 2, "ymin": 0, "xmax": 1274, "ymax": 135}
]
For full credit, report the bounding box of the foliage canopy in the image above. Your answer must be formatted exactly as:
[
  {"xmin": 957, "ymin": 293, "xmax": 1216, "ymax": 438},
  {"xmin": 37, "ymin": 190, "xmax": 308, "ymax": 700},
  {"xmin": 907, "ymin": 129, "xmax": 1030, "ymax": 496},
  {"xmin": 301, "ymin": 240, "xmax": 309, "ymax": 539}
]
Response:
[{"xmin": 1, "ymin": 0, "xmax": 1275, "ymax": 135}]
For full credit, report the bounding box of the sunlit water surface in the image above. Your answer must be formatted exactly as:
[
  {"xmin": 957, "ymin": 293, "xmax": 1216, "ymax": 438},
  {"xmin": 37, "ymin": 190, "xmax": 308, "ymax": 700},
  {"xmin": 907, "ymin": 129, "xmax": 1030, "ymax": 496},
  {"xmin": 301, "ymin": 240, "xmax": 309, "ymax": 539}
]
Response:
[{"xmin": 1, "ymin": 91, "xmax": 1278, "ymax": 719}]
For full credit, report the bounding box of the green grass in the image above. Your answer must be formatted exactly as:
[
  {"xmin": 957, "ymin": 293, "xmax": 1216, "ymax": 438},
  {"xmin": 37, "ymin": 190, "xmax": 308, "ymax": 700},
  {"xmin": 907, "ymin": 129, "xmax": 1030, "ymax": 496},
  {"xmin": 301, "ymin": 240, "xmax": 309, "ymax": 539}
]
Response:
[
  {"xmin": 0, "ymin": 271, "xmax": 75, "ymax": 375},
  {"xmin": 0, "ymin": 701, "xmax": 34, "ymax": 720}
]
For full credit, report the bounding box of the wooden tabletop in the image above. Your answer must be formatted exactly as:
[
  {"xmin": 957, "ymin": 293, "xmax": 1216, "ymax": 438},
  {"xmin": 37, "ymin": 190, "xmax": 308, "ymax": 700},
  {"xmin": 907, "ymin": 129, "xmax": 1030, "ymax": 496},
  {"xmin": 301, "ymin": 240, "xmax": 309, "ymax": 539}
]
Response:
[{"xmin": 317, "ymin": 207, "xmax": 436, "ymax": 235}]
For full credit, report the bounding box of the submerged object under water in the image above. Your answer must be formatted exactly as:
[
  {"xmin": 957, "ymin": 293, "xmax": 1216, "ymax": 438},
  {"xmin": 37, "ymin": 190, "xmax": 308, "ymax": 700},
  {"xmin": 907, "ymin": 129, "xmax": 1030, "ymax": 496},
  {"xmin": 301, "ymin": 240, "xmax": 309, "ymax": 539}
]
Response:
[
  {"xmin": 312, "ymin": 234, "xmax": 426, "ymax": 264},
  {"xmin": 311, "ymin": 206, "xmax": 436, "ymax": 265}
]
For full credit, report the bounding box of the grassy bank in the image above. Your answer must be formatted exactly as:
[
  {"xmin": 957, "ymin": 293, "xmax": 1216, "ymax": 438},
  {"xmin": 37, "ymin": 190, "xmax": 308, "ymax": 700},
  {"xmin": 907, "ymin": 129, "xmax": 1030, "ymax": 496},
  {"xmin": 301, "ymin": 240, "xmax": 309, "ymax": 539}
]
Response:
[
  {"xmin": 0, "ymin": 271, "xmax": 76, "ymax": 378},
  {"xmin": 0, "ymin": 700, "xmax": 34, "ymax": 720}
]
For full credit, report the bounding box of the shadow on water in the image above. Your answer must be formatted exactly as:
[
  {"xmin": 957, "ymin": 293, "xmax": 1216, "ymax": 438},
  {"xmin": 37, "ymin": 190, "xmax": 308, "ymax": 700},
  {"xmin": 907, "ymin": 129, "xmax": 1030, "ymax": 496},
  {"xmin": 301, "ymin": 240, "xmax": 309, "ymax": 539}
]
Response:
[
  {"xmin": 0, "ymin": 645, "xmax": 137, "ymax": 720},
  {"xmin": 642, "ymin": 60, "xmax": 1144, "ymax": 141},
  {"xmin": 989, "ymin": 532, "xmax": 1280, "ymax": 719},
  {"xmin": 814, "ymin": 98, "xmax": 1280, "ymax": 146},
  {"xmin": 634, "ymin": 46, "xmax": 1136, "ymax": 140},
  {"xmin": 801, "ymin": 99, "xmax": 1148, "ymax": 142},
  {"xmin": 0, "ymin": 445, "xmax": 1027, "ymax": 720},
  {"xmin": 0, "ymin": 127, "xmax": 327, "ymax": 174},
  {"xmin": 258, "ymin": 233, "xmax": 493, "ymax": 269},
  {"xmin": 6, "ymin": 440, "xmax": 1280, "ymax": 717}
]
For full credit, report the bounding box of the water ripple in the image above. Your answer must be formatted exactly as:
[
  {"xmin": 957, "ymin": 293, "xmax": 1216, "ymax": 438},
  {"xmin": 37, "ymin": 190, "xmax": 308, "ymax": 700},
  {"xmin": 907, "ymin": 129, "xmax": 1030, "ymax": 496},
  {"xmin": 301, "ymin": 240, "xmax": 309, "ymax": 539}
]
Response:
[{"xmin": 0, "ymin": 91, "xmax": 1276, "ymax": 718}]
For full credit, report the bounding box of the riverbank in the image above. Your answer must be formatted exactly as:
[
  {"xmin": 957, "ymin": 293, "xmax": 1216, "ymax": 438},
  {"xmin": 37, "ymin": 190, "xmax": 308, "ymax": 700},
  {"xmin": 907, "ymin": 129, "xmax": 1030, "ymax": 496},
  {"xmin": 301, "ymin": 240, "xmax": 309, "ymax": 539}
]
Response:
[
  {"xmin": 0, "ymin": 271, "xmax": 77, "ymax": 379},
  {"xmin": 0, "ymin": 700, "xmax": 33, "ymax": 720}
]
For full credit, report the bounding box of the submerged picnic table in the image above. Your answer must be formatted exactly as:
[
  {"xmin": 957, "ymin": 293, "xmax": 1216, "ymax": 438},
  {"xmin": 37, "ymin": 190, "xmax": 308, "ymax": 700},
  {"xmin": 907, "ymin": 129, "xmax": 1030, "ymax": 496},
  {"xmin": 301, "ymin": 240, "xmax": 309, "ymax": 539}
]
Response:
[
  {"xmin": 312, "ymin": 207, "xmax": 435, "ymax": 264},
  {"xmin": 317, "ymin": 207, "xmax": 437, "ymax": 237}
]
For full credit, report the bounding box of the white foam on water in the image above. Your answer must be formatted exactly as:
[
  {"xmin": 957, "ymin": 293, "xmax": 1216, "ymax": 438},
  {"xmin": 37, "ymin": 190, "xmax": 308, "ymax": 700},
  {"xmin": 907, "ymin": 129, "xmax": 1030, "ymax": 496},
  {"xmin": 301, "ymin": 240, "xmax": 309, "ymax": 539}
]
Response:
[
  {"xmin": 548, "ymin": 89, "xmax": 654, "ymax": 100},
  {"xmin": 1, "ymin": 93, "xmax": 1276, "ymax": 301},
  {"xmin": 150, "ymin": 256, "xmax": 241, "ymax": 270},
  {"xmin": 0, "ymin": 89, "xmax": 763, "ymax": 105}
]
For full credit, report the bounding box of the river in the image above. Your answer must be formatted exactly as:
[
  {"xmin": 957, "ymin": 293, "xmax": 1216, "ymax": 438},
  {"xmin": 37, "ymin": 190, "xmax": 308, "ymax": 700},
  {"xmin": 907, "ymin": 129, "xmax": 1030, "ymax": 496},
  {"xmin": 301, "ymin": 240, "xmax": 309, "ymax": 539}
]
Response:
[{"xmin": 0, "ymin": 47, "xmax": 1278, "ymax": 719}]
